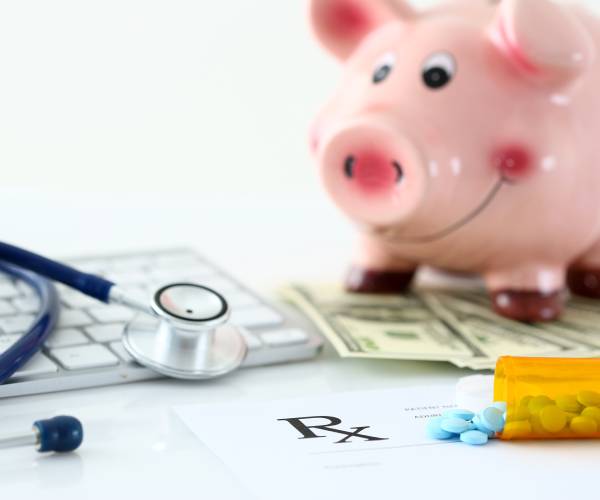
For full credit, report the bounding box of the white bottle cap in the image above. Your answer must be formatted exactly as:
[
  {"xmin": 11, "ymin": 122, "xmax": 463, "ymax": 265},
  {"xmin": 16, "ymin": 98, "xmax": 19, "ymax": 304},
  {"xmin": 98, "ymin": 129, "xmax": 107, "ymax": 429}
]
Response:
[{"xmin": 455, "ymin": 374, "xmax": 495, "ymax": 412}]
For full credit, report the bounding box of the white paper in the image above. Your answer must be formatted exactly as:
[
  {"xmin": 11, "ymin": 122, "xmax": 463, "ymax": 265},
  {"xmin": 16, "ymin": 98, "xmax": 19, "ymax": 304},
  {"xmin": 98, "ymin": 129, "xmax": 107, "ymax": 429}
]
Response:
[{"xmin": 174, "ymin": 386, "xmax": 599, "ymax": 500}]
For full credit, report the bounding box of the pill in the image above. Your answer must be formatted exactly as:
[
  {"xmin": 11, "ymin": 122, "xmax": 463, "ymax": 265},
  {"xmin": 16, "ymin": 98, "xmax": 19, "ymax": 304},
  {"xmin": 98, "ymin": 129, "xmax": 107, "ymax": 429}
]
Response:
[
  {"xmin": 481, "ymin": 407, "xmax": 505, "ymax": 432},
  {"xmin": 564, "ymin": 412, "xmax": 579, "ymax": 423},
  {"xmin": 441, "ymin": 417, "xmax": 472, "ymax": 434},
  {"xmin": 506, "ymin": 406, "xmax": 529, "ymax": 421},
  {"xmin": 581, "ymin": 406, "xmax": 600, "ymax": 424},
  {"xmin": 472, "ymin": 415, "xmax": 495, "ymax": 437},
  {"xmin": 577, "ymin": 391, "xmax": 600, "ymax": 408},
  {"xmin": 570, "ymin": 416, "xmax": 598, "ymax": 435},
  {"xmin": 503, "ymin": 420, "xmax": 532, "ymax": 437},
  {"xmin": 528, "ymin": 395, "xmax": 554, "ymax": 415},
  {"xmin": 519, "ymin": 395, "xmax": 533, "ymax": 408},
  {"xmin": 460, "ymin": 430, "xmax": 488, "ymax": 446},
  {"xmin": 426, "ymin": 417, "xmax": 456, "ymax": 440},
  {"xmin": 442, "ymin": 409, "xmax": 475, "ymax": 421},
  {"xmin": 529, "ymin": 414, "xmax": 546, "ymax": 435},
  {"xmin": 492, "ymin": 401, "xmax": 507, "ymax": 413},
  {"xmin": 539, "ymin": 405, "xmax": 567, "ymax": 433},
  {"xmin": 556, "ymin": 394, "xmax": 583, "ymax": 414}
]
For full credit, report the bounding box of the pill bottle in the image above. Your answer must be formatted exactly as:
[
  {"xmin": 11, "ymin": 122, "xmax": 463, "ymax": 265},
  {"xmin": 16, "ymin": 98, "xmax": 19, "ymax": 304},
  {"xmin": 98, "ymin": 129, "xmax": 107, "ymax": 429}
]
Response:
[{"xmin": 494, "ymin": 356, "xmax": 600, "ymax": 440}]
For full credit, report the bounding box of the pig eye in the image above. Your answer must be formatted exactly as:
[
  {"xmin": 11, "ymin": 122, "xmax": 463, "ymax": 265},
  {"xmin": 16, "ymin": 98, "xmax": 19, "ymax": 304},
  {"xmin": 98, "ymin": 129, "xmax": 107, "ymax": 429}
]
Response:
[
  {"xmin": 372, "ymin": 53, "xmax": 396, "ymax": 84},
  {"xmin": 422, "ymin": 52, "xmax": 456, "ymax": 90}
]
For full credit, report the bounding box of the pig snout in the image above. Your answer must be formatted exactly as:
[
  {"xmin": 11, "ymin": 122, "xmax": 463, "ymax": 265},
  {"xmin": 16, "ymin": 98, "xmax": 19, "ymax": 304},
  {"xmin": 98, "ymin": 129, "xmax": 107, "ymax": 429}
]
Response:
[
  {"xmin": 343, "ymin": 151, "xmax": 403, "ymax": 192},
  {"xmin": 318, "ymin": 118, "xmax": 427, "ymax": 227}
]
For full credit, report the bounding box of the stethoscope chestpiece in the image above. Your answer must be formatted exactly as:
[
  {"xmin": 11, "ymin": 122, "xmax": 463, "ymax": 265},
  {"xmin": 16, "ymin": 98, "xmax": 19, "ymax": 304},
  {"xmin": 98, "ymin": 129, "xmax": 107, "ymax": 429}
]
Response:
[{"xmin": 122, "ymin": 283, "xmax": 247, "ymax": 380}]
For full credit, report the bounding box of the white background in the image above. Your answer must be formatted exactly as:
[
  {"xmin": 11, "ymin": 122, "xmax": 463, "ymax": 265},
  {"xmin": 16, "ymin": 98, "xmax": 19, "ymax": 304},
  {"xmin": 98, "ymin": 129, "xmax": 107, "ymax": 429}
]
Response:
[{"xmin": 0, "ymin": 0, "xmax": 596, "ymax": 196}]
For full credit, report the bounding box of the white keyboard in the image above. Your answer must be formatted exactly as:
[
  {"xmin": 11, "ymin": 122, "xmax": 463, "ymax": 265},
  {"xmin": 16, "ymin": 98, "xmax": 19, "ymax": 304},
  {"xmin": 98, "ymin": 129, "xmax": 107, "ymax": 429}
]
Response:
[{"xmin": 0, "ymin": 249, "xmax": 323, "ymax": 398}]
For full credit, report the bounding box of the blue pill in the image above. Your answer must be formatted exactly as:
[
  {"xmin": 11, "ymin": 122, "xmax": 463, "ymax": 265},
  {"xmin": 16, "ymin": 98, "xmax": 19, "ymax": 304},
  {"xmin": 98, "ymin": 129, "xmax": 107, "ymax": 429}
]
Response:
[
  {"xmin": 491, "ymin": 401, "xmax": 507, "ymax": 413},
  {"xmin": 440, "ymin": 417, "xmax": 471, "ymax": 434},
  {"xmin": 481, "ymin": 407, "xmax": 505, "ymax": 433},
  {"xmin": 442, "ymin": 408, "xmax": 475, "ymax": 421},
  {"xmin": 460, "ymin": 430, "xmax": 489, "ymax": 446},
  {"xmin": 472, "ymin": 415, "xmax": 495, "ymax": 438},
  {"xmin": 426, "ymin": 417, "xmax": 456, "ymax": 440}
]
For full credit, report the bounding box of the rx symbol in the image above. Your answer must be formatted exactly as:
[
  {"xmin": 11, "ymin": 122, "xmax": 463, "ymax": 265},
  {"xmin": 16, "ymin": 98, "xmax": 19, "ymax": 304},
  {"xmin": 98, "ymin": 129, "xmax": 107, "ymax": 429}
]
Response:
[{"xmin": 277, "ymin": 416, "xmax": 388, "ymax": 444}]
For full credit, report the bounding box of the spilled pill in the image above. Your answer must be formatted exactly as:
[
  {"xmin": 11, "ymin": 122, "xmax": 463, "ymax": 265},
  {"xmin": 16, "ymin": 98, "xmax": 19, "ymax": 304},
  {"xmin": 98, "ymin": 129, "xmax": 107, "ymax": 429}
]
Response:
[
  {"xmin": 481, "ymin": 407, "xmax": 505, "ymax": 432},
  {"xmin": 472, "ymin": 415, "xmax": 495, "ymax": 437},
  {"xmin": 443, "ymin": 409, "xmax": 475, "ymax": 421},
  {"xmin": 426, "ymin": 417, "xmax": 456, "ymax": 440},
  {"xmin": 492, "ymin": 402, "xmax": 507, "ymax": 413},
  {"xmin": 460, "ymin": 430, "xmax": 488, "ymax": 446},
  {"xmin": 441, "ymin": 417, "xmax": 472, "ymax": 434}
]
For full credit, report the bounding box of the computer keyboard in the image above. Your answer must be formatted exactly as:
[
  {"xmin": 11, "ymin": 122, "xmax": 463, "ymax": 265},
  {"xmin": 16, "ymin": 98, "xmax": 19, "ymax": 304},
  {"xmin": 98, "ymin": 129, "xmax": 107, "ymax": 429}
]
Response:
[{"xmin": 0, "ymin": 249, "xmax": 323, "ymax": 398}]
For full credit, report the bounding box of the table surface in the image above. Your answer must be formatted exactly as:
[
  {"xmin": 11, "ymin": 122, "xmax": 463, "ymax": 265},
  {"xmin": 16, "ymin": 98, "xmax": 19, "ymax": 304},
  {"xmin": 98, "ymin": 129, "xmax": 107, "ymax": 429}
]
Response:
[{"xmin": 0, "ymin": 188, "xmax": 481, "ymax": 498}]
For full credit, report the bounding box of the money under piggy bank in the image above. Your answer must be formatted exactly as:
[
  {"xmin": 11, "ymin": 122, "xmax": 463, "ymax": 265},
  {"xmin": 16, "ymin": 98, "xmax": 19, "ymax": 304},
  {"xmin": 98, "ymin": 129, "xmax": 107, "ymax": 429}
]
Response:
[{"xmin": 310, "ymin": 0, "xmax": 600, "ymax": 322}]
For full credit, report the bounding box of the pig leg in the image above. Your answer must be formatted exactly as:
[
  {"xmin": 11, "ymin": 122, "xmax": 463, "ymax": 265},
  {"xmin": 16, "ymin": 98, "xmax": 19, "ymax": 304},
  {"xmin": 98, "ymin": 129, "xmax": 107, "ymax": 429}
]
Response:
[
  {"xmin": 567, "ymin": 240, "xmax": 600, "ymax": 298},
  {"xmin": 346, "ymin": 235, "xmax": 417, "ymax": 294},
  {"xmin": 484, "ymin": 266, "xmax": 566, "ymax": 322}
]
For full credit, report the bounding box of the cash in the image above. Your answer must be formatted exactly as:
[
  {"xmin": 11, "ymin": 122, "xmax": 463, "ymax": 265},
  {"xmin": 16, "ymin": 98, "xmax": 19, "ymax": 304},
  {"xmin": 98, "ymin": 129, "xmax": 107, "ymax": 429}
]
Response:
[{"xmin": 280, "ymin": 284, "xmax": 600, "ymax": 370}]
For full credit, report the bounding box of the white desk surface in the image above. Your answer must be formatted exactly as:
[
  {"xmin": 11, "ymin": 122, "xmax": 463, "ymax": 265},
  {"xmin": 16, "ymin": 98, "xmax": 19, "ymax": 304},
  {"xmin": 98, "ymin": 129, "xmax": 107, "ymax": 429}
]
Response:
[{"xmin": 0, "ymin": 188, "xmax": 476, "ymax": 498}]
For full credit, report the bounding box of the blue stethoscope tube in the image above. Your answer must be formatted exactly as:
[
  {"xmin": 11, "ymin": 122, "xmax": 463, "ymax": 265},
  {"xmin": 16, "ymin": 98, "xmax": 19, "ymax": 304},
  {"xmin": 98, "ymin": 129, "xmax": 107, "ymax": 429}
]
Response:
[
  {"xmin": 0, "ymin": 242, "xmax": 116, "ymax": 383},
  {"xmin": 0, "ymin": 262, "xmax": 59, "ymax": 383},
  {"xmin": 0, "ymin": 242, "xmax": 115, "ymax": 302}
]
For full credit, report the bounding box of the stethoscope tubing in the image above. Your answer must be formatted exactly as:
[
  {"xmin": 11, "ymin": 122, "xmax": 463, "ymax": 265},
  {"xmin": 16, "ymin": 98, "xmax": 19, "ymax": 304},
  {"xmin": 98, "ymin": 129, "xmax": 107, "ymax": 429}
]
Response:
[
  {"xmin": 0, "ymin": 262, "xmax": 59, "ymax": 383},
  {"xmin": 0, "ymin": 242, "xmax": 115, "ymax": 303}
]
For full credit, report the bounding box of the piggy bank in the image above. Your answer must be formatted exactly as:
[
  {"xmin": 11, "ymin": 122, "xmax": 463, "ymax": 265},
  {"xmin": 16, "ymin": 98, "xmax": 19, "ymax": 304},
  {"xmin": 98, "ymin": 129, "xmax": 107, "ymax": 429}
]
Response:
[{"xmin": 310, "ymin": 0, "xmax": 600, "ymax": 322}]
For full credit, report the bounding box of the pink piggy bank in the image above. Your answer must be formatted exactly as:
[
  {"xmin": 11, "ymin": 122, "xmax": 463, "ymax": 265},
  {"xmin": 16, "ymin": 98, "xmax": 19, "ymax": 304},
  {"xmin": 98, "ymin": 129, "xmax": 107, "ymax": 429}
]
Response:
[{"xmin": 310, "ymin": 0, "xmax": 600, "ymax": 322}]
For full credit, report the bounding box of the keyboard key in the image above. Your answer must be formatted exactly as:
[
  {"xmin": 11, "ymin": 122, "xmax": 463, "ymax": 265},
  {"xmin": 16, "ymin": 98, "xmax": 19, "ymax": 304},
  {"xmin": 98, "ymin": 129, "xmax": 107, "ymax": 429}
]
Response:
[
  {"xmin": 0, "ymin": 282, "xmax": 19, "ymax": 299},
  {"xmin": 239, "ymin": 329, "xmax": 262, "ymax": 350},
  {"xmin": 0, "ymin": 315, "xmax": 35, "ymax": 334},
  {"xmin": 44, "ymin": 328, "xmax": 90, "ymax": 348},
  {"xmin": 88, "ymin": 306, "xmax": 135, "ymax": 323},
  {"xmin": 150, "ymin": 266, "xmax": 216, "ymax": 284},
  {"xmin": 153, "ymin": 253, "xmax": 201, "ymax": 269},
  {"xmin": 67, "ymin": 259, "xmax": 108, "ymax": 274},
  {"xmin": 85, "ymin": 323, "xmax": 124, "ymax": 343},
  {"xmin": 51, "ymin": 344, "xmax": 119, "ymax": 370},
  {"xmin": 12, "ymin": 353, "xmax": 58, "ymax": 378},
  {"xmin": 12, "ymin": 296, "xmax": 40, "ymax": 314},
  {"xmin": 200, "ymin": 277, "xmax": 239, "ymax": 293},
  {"xmin": 230, "ymin": 306, "xmax": 283, "ymax": 328},
  {"xmin": 108, "ymin": 255, "xmax": 151, "ymax": 271},
  {"xmin": 224, "ymin": 290, "xmax": 260, "ymax": 309},
  {"xmin": 61, "ymin": 292, "xmax": 100, "ymax": 309},
  {"xmin": 58, "ymin": 309, "xmax": 93, "ymax": 328},
  {"xmin": 106, "ymin": 271, "xmax": 150, "ymax": 285},
  {"xmin": 15, "ymin": 281, "xmax": 36, "ymax": 297},
  {"xmin": 0, "ymin": 300, "xmax": 17, "ymax": 316},
  {"xmin": 260, "ymin": 328, "xmax": 309, "ymax": 347},
  {"xmin": 0, "ymin": 334, "xmax": 21, "ymax": 354},
  {"xmin": 109, "ymin": 341, "xmax": 134, "ymax": 363}
]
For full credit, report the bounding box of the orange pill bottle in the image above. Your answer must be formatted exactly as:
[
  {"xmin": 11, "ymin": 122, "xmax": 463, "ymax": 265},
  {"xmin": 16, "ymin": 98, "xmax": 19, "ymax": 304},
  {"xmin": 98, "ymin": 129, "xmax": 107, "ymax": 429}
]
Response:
[{"xmin": 494, "ymin": 356, "xmax": 600, "ymax": 440}]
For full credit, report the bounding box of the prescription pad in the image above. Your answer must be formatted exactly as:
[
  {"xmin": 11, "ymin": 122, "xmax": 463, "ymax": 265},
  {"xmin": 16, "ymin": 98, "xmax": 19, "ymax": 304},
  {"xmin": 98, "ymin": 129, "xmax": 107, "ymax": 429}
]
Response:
[{"xmin": 173, "ymin": 385, "xmax": 598, "ymax": 500}]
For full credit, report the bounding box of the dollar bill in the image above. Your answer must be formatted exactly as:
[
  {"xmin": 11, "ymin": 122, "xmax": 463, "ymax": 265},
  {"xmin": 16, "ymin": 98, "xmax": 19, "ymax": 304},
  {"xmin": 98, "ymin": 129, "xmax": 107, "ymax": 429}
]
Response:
[
  {"xmin": 281, "ymin": 283, "xmax": 600, "ymax": 370},
  {"xmin": 280, "ymin": 284, "xmax": 479, "ymax": 362}
]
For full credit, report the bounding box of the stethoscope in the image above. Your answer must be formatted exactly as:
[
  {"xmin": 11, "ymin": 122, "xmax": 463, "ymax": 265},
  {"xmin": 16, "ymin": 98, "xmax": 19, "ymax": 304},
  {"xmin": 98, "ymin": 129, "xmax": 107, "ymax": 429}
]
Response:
[
  {"xmin": 0, "ymin": 241, "xmax": 252, "ymax": 454},
  {"xmin": 0, "ymin": 241, "xmax": 248, "ymax": 383}
]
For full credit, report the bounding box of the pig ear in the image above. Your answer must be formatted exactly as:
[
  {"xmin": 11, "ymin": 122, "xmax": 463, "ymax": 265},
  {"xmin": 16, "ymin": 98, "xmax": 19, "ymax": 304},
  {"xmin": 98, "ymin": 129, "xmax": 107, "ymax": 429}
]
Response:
[
  {"xmin": 310, "ymin": 0, "xmax": 414, "ymax": 60},
  {"xmin": 490, "ymin": 0, "xmax": 594, "ymax": 85}
]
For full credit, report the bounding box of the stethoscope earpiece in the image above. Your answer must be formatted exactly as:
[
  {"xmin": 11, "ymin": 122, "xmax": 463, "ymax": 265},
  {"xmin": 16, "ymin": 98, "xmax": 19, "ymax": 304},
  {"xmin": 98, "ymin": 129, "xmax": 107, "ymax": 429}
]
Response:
[{"xmin": 0, "ymin": 416, "xmax": 83, "ymax": 453}]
